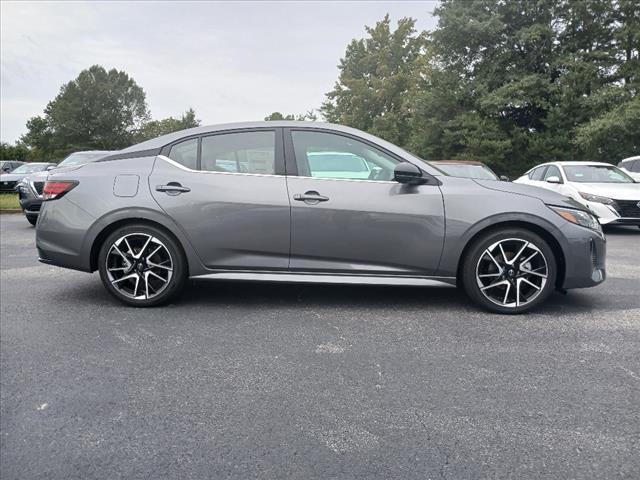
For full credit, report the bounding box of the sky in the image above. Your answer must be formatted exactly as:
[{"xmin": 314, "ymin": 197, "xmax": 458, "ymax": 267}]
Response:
[{"xmin": 0, "ymin": 1, "xmax": 438, "ymax": 143}]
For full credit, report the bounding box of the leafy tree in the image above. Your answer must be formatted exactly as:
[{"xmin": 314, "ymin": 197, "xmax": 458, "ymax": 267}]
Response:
[
  {"xmin": 321, "ymin": 15, "xmax": 427, "ymax": 146},
  {"xmin": 134, "ymin": 108, "xmax": 201, "ymax": 142},
  {"xmin": 21, "ymin": 65, "xmax": 149, "ymax": 158},
  {"xmin": 264, "ymin": 110, "xmax": 317, "ymax": 121},
  {"xmin": 0, "ymin": 142, "xmax": 30, "ymax": 161}
]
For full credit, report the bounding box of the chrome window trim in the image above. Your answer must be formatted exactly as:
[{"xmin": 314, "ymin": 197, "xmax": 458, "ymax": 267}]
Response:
[
  {"xmin": 158, "ymin": 155, "xmax": 398, "ymax": 184},
  {"xmin": 156, "ymin": 155, "xmax": 285, "ymax": 178}
]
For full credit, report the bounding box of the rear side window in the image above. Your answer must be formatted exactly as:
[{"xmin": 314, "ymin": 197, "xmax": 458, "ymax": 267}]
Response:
[
  {"xmin": 631, "ymin": 160, "xmax": 640, "ymax": 173},
  {"xmin": 168, "ymin": 138, "xmax": 198, "ymax": 170},
  {"xmin": 529, "ymin": 166, "xmax": 547, "ymax": 181},
  {"xmin": 201, "ymin": 131, "xmax": 275, "ymax": 175}
]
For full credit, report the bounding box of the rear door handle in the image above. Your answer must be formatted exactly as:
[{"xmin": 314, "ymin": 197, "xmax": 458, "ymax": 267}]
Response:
[
  {"xmin": 156, "ymin": 182, "xmax": 191, "ymax": 195},
  {"xmin": 293, "ymin": 191, "xmax": 329, "ymax": 204}
]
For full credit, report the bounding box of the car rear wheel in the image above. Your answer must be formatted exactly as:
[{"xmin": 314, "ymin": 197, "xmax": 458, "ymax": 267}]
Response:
[
  {"xmin": 98, "ymin": 224, "xmax": 187, "ymax": 307},
  {"xmin": 462, "ymin": 228, "xmax": 557, "ymax": 314}
]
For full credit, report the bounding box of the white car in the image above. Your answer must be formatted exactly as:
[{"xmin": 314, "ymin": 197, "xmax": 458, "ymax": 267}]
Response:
[
  {"xmin": 618, "ymin": 156, "xmax": 640, "ymax": 181},
  {"xmin": 515, "ymin": 161, "xmax": 640, "ymax": 227}
]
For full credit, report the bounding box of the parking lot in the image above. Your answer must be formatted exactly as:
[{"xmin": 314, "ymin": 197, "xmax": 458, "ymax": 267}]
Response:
[{"xmin": 0, "ymin": 213, "xmax": 638, "ymax": 479}]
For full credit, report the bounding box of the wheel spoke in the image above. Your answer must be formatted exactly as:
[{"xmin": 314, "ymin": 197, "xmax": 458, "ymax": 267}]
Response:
[
  {"xmin": 498, "ymin": 244, "xmax": 508, "ymax": 264},
  {"xmin": 520, "ymin": 250, "xmax": 539, "ymax": 266},
  {"xmin": 148, "ymin": 270, "xmax": 168, "ymax": 284},
  {"xmin": 135, "ymin": 235, "xmax": 152, "ymax": 259},
  {"xmin": 108, "ymin": 266, "xmax": 129, "ymax": 272},
  {"xmin": 481, "ymin": 279, "xmax": 509, "ymax": 291},
  {"xmin": 112, "ymin": 273, "xmax": 138, "ymax": 285},
  {"xmin": 521, "ymin": 277, "xmax": 541, "ymax": 290},
  {"xmin": 510, "ymin": 241, "xmax": 529, "ymax": 265},
  {"xmin": 502, "ymin": 282, "xmax": 511, "ymax": 304},
  {"xmin": 111, "ymin": 244, "xmax": 131, "ymax": 265},
  {"xmin": 146, "ymin": 244, "xmax": 163, "ymax": 260},
  {"xmin": 132, "ymin": 274, "xmax": 140, "ymax": 298},
  {"xmin": 483, "ymin": 249, "xmax": 503, "ymax": 272},
  {"xmin": 147, "ymin": 261, "xmax": 172, "ymax": 271},
  {"xmin": 478, "ymin": 272, "xmax": 501, "ymax": 278},
  {"xmin": 123, "ymin": 237, "xmax": 135, "ymax": 257},
  {"xmin": 521, "ymin": 268, "xmax": 547, "ymax": 279}
]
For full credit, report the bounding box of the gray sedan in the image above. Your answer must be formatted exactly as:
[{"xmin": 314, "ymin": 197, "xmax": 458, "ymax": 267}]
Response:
[{"xmin": 35, "ymin": 122, "xmax": 606, "ymax": 313}]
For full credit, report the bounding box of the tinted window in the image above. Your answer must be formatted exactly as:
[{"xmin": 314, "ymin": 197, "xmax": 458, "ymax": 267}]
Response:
[
  {"xmin": 631, "ymin": 160, "xmax": 640, "ymax": 173},
  {"xmin": 168, "ymin": 138, "xmax": 198, "ymax": 170},
  {"xmin": 291, "ymin": 131, "xmax": 399, "ymax": 181},
  {"xmin": 544, "ymin": 165, "xmax": 562, "ymax": 181},
  {"xmin": 201, "ymin": 131, "xmax": 275, "ymax": 175},
  {"xmin": 529, "ymin": 166, "xmax": 547, "ymax": 181},
  {"xmin": 11, "ymin": 164, "xmax": 49, "ymax": 174}
]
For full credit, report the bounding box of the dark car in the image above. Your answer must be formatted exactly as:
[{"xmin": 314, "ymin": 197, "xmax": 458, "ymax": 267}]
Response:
[
  {"xmin": 0, "ymin": 163, "xmax": 56, "ymax": 192},
  {"xmin": 430, "ymin": 160, "xmax": 509, "ymax": 181},
  {"xmin": 0, "ymin": 160, "xmax": 25, "ymax": 175},
  {"xmin": 18, "ymin": 151, "xmax": 113, "ymax": 225}
]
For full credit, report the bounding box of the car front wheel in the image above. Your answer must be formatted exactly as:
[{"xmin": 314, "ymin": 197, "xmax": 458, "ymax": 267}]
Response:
[
  {"xmin": 462, "ymin": 228, "xmax": 557, "ymax": 314},
  {"xmin": 98, "ymin": 224, "xmax": 187, "ymax": 307}
]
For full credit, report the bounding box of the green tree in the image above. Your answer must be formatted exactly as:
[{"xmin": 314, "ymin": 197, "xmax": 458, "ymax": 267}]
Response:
[
  {"xmin": 264, "ymin": 110, "xmax": 317, "ymax": 121},
  {"xmin": 21, "ymin": 65, "xmax": 149, "ymax": 158},
  {"xmin": 321, "ymin": 15, "xmax": 427, "ymax": 146},
  {"xmin": 134, "ymin": 108, "xmax": 201, "ymax": 142},
  {"xmin": 0, "ymin": 142, "xmax": 30, "ymax": 161}
]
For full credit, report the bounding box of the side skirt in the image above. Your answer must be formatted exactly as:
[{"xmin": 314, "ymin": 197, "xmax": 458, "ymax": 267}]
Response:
[{"xmin": 191, "ymin": 271, "xmax": 457, "ymax": 287}]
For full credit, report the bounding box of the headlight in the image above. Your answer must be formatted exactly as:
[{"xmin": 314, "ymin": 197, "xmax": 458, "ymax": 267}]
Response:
[
  {"xmin": 579, "ymin": 192, "xmax": 614, "ymax": 205},
  {"xmin": 548, "ymin": 206, "xmax": 602, "ymax": 232}
]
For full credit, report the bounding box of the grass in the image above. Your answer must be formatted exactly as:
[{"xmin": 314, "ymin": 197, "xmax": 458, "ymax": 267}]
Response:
[{"xmin": 0, "ymin": 193, "xmax": 20, "ymax": 210}]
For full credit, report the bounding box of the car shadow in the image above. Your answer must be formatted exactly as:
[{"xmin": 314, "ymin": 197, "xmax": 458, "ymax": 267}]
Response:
[
  {"xmin": 603, "ymin": 225, "xmax": 640, "ymax": 235},
  {"xmin": 58, "ymin": 276, "xmax": 632, "ymax": 316}
]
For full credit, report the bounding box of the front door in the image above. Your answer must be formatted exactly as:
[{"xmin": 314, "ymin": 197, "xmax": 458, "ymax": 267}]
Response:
[
  {"xmin": 149, "ymin": 129, "xmax": 291, "ymax": 270},
  {"xmin": 285, "ymin": 129, "xmax": 445, "ymax": 275}
]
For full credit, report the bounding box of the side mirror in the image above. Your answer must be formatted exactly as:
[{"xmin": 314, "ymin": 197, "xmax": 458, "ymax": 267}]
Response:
[
  {"xmin": 500, "ymin": 175, "xmax": 510, "ymax": 181},
  {"xmin": 394, "ymin": 162, "xmax": 426, "ymax": 185},
  {"xmin": 546, "ymin": 176, "xmax": 562, "ymax": 184},
  {"xmin": 46, "ymin": 165, "xmax": 56, "ymax": 171}
]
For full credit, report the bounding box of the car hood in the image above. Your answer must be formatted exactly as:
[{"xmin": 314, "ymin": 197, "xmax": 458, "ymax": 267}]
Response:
[
  {"xmin": 571, "ymin": 182, "xmax": 640, "ymax": 200},
  {"xmin": 0, "ymin": 173, "xmax": 28, "ymax": 182},
  {"xmin": 473, "ymin": 179, "xmax": 586, "ymax": 210}
]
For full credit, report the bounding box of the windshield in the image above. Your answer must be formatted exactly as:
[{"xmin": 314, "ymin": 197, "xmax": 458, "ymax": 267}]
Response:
[
  {"xmin": 58, "ymin": 152, "xmax": 107, "ymax": 167},
  {"xmin": 435, "ymin": 164, "xmax": 498, "ymax": 180},
  {"xmin": 11, "ymin": 164, "xmax": 49, "ymax": 174},
  {"xmin": 564, "ymin": 165, "xmax": 634, "ymax": 183}
]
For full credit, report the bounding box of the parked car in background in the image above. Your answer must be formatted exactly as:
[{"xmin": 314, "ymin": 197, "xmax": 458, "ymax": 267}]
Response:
[
  {"xmin": 430, "ymin": 160, "xmax": 508, "ymax": 181},
  {"xmin": 0, "ymin": 160, "xmax": 25, "ymax": 175},
  {"xmin": 18, "ymin": 151, "xmax": 113, "ymax": 225},
  {"xmin": 0, "ymin": 162, "xmax": 56, "ymax": 192},
  {"xmin": 36, "ymin": 122, "xmax": 606, "ymax": 314},
  {"xmin": 618, "ymin": 156, "xmax": 640, "ymax": 181},
  {"xmin": 514, "ymin": 161, "xmax": 640, "ymax": 227}
]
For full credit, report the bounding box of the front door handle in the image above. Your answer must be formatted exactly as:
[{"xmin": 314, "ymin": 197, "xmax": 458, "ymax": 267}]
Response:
[
  {"xmin": 156, "ymin": 182, "xmax": 191, "ymax": 195},
  {"xmin": 293, "ymin": 191, "xmax": 329, "ymax": 205}
]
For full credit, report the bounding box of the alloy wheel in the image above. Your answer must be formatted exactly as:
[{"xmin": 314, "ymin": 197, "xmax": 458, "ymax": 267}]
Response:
[
  {"xmin": 475, "ymin": 238, "xmax": 548, "ymax": 308},
  {"xmin": 105, "ymin": 233, "xmax": 173, "ymax": 300}
]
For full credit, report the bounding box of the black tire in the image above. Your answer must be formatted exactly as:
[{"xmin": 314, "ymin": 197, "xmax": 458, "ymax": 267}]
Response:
[
  {"xmin": 26, "ymin": 215, "xmax": 37, "ymax": 226},
  {"xmin": 98, "ymin": 223, "xmax": 187, "ymax": 307},
  {"xmin": 461, "ymin": 228, "xmax": 557, "ymax": 314}
]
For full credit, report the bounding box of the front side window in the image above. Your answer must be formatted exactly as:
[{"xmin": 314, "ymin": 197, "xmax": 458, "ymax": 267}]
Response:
[
  {"xmin": 544, "ymin": 165, "xmax": 562, "ymax": 181},
  {"xmin": 291, "ymin": 130, "xmax": 399, "ymax": 181},
  {"xmin": 201, "ymin": 131, "xmax": 275, "ymax": 175},
  {"xmin": 168, "ymin": 138, "xmax": 198, "ymax": 170},
  {"xmin": 529, "ymin": 166, "xmax": 547, "ymax": 181}
]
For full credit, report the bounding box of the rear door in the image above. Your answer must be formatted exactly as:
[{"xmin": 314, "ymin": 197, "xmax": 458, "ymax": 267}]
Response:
[
  {"xmin": 149, "ymin": 128, "xmax": 291, "ymax": 270},
  {"xmin": 284, "ymin": 128, "xmax": 445, "ymax": 275}
]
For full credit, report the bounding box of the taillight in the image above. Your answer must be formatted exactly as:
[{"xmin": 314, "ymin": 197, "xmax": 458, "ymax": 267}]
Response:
[{"xmin": 42, "ymin": 180, "xmax": 78, "ymax": 200}]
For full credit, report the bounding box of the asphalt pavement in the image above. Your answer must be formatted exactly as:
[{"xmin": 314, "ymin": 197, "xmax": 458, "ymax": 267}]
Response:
[{"xmin": 1, "ymin": 213, "xmax": 639, "ymax": 479}]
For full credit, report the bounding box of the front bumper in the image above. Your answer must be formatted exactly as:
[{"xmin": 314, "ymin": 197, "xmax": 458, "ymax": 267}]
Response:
[
  {"xmin": 561, "ymin": 223, "xmax": 606, "ymax": 289},
  {"xmin": 583, "ymin": 199, "xmax": 640, "ymax": 225},
  {"xmin": 17, "ymin": 184, "xmax": 43, "ymax": 217}
]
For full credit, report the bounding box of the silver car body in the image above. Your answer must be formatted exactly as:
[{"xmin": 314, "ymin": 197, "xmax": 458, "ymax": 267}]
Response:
[{"xmin": 37, "ymin": 122, "xmax": 605, "ymax": 292}]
